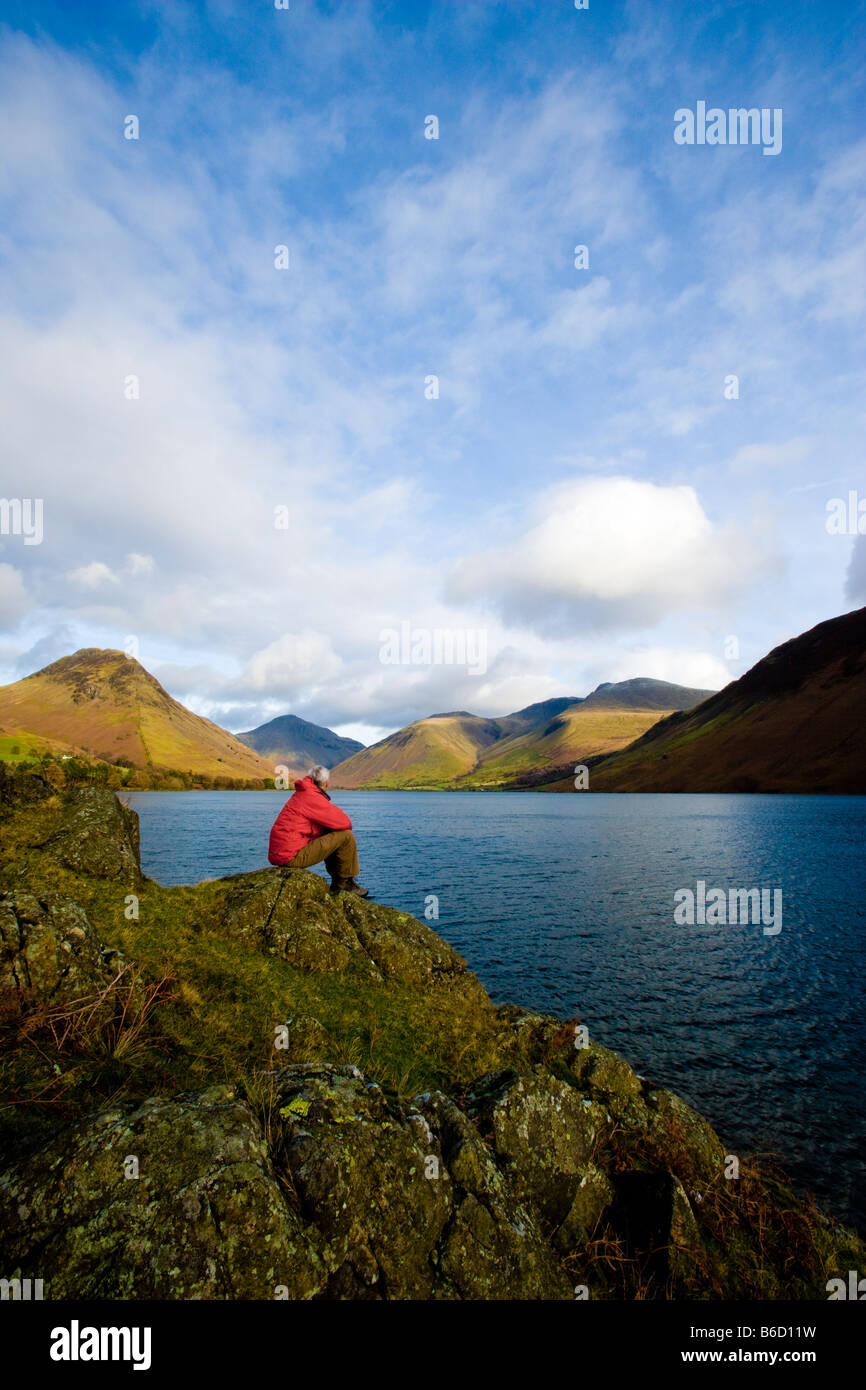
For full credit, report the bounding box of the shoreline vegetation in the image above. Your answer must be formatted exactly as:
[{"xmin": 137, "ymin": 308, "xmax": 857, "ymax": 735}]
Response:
[
  {"xmin": 0, "ymin": 737, "xmax": 580, "ymax": 793},
  {"xmin": 0, "ymin": 744, "xmax": 561, "ymax": 793},
  {"xmin": 0, "ymin": 753, "xmax": 861, "ymax": 795},
  {"xmin": 0, "ymin": 747, "xmax": 565, "ymax": 792},
  {"xmin": 0, "ymin": 750, "xmax": 275, "ymax": 793},
  {"xmin": 0, "ymin": 764, "xmax": 863, "ymax": 1300}
]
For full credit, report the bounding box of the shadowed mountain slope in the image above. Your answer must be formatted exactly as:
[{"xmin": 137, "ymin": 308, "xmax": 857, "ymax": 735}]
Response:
[
  {"xmin": 544, "ymin": 608, "xmax": 866, "ymax": 793},
  {"xmin": 235, "ymin": 713, "xmax": 363, "ymax": 774}
]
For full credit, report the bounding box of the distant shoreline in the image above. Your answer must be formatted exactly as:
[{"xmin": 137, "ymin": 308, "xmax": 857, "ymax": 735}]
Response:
[{"xmin": 116, "ymin": 784, "xmax": 864, "ymax": 797}]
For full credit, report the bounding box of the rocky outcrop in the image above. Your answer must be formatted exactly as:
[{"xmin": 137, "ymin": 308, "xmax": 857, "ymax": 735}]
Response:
[
  {"xmin": 0, "ymin": 762, "xmax": 52, "ymax": 807},
  {"xmin": 3, "ymin": 1040, "xmax": 838, "ymax": 1301},
  {"xmin": 467, "ymin": 1068, "xmax": 600, "ymax": 1230},
  {"xmin": 221, "ymin": 867, "xmax": 488, "ymax": 997},
  {"xmin": 1, "ymin": 781, "xmax": 143, "ymax": 886},
  {"xmin": 0, "ymin": 1082, "xmax": 322, "ymax": 1299},
  {"xmin": 0, "ymin": 774, "xmax": 862, "ymax": 1300},
  {"xmin": 0, "ymin": 1060, "xmax": 608, "ymax": 1300},
  {"xmin": 0, "ymin": 892, "xmax": 127, "ymax": 1006},
  {"xmin": 0, "ymin": 1063, "xmax": 570, "ymax": 1299},
  {"xmin": 38, "ymin": 787, "xmax": 142, "ymax": 884}
]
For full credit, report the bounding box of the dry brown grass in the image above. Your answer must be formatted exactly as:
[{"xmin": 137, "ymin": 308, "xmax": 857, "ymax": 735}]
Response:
[{"xmin": 2, "ymin": 966, "xmax": 178, "ymax": 1107}]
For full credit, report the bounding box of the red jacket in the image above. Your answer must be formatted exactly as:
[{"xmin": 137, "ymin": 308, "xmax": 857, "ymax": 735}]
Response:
[{"xmin": 268, "ymin": 777, "xmax": 352, "ymax": 865}]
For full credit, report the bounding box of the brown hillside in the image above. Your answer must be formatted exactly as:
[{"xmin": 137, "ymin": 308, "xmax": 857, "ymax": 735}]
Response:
[
  {"xmin": 0, "ymin": 649, "xmax": 274, "ymax": 782},
  {"xmin": 551, "ymin": 607, "xmax": 866, "ymax": 793},
  {"xmin": 463, "ymin": 704, "xmax": 681, "ymax": 785},
  {"xmin": 331, "ymin": 712, "xmax": 503, "ymax": 788},
  {"xmin": 331, "ymin": 682, "xmax": 714, "ymax": 789}
]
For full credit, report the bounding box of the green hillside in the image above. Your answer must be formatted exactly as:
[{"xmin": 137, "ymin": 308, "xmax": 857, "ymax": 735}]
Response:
[{"xmin": 331, "ymin": 681, "xmax": 715, "ymax": 789}]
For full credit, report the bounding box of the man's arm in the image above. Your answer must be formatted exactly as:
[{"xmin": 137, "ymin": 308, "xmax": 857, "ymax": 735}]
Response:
[{"xmin": 309, "ymin": 795, "xmax": 352, "ymax": 832}]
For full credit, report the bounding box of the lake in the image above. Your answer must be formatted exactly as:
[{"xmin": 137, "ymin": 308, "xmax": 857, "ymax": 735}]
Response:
[{"xmin": 119, "ymin": 788, "xmax": 866, "ymax": 1232}]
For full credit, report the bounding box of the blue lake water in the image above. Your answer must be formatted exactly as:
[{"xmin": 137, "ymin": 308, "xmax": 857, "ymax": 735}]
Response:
[{"xmin": 119, "ymin": 789, "xmax": 866, "ymax": 1232}]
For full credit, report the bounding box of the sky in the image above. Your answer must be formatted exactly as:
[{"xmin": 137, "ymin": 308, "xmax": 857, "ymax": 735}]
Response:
[{"xmin": 0, "ymin": 0, "xmax": 864, "ymax": 745}]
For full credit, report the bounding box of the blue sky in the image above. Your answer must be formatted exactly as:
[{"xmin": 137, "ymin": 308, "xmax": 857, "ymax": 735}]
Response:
[{"xmin": 0, "ymin": 0, "xmax": 864, "ymax": 742}]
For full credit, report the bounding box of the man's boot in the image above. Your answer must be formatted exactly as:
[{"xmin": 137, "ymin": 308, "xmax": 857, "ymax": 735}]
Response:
[{"xmin": 330, "ymin": 876, "xmax": 369, "ymax": 897}]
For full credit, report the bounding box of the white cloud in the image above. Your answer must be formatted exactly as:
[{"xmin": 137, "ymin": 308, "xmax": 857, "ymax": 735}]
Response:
[
  {"xmin": 66, "ymin": 561, "xmax": 118, "ymax": 588},
  {"xmin": 0, "ymin": 563, "xmax": 30, "ymax": 629},
  {"xmin": 726, "ymin": 438, "xmax": 816, "ymax": 475},
  {"xmin": 449, "ymin": 476, "xmax": 779, "ymax": 633},
  {"xmin": 125, "ymin": 553, "xmax": 155, "ymax": 576},
  {"xmin": 596, "ymin": 645, "xmax": 731, "ymax": 692},
  {"xmin": 244, "ymin": 631, "xmax": 343, "ymax": 696},
  {"xmin": 845, "ymin": 537, "xmax": 866, "ymax": 604},
  {"xmin": 0, "ymin": 22, "xmax": 858, "ymax": 728},
  {"xmin": 535, "ymin": 278, "xmax": 626, "ymax": 355}
]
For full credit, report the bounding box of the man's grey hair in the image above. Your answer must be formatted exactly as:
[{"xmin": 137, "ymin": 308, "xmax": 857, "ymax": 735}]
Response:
[{"xmin": 309, "ymin": 765, "xmax": 330, "ymax": 787}]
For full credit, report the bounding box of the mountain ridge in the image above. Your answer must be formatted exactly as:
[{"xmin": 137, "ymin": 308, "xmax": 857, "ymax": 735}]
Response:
[
  {"xmin": 541, "ymin": 607, "xmax": 866, "ymax": 794},
  {"xmin": 330, "ymin": 679, "xmax": 716, "ymax": 789},
  {"xmin": 235, "ymin": 713, "xmax": 363, "ymax": 773}
]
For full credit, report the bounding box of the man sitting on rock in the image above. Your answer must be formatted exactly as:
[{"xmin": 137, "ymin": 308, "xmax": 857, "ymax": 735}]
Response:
[{"xmin": 268, "ymin": 765, "xmax": 368, "ymax": 897}]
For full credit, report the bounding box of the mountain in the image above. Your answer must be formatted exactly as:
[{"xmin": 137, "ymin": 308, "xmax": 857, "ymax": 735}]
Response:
[
  {"xmin": 235, "ymin": 713, "xmax": 364, "ymax": 772},
  {"xmin": 330, "ymin": 711, "xmax": 505, "ymax": 788},
  {"xmin": 330, "ymin": 680, "xmax": 715, "ymax": 789},
  {"xmin": 0, "ymin": 648, "xmax": 274, "ymax": 784},
  {"xmin": 580, "ymin": 678, "xmax": 715, "ymax": 711},
  {"xmin": 546, "ymin": 607, "xmax": 866, "ymax": 793}
]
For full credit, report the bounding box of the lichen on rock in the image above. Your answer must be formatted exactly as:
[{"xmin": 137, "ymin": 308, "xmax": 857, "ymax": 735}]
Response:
[
  {"xmin": 0, "ymin": 891, "xmax": 127, "ymax": 1006},
  {"xmin": 39, "ymin": 787, "xmax": 142, "ymax": 885},
  {"xmin": 0, "ymin": 1082, "xmax": 324, "ymax": 1299}
]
